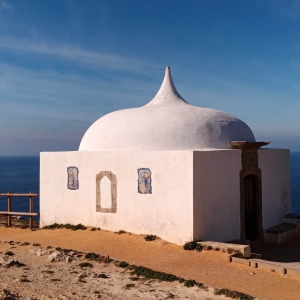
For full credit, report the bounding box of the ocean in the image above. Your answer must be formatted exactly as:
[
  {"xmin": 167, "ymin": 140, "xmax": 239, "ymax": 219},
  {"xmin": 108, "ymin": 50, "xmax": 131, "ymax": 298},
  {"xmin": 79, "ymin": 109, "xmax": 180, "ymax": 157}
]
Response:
[
  {"xmin": 0, "ymin": 153, "xmax": 300, "ymax": 217},
  {"xmin": 0, "ymin": 156, "xmax": 40, "ymax": 218}
]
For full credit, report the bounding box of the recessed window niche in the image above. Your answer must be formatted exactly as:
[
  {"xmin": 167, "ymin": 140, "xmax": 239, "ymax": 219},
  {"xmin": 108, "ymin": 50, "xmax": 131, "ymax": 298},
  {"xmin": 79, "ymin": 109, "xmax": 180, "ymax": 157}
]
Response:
[{"xmin": 96, "ymin": 171, "xmax": 117, "ymax": 213}]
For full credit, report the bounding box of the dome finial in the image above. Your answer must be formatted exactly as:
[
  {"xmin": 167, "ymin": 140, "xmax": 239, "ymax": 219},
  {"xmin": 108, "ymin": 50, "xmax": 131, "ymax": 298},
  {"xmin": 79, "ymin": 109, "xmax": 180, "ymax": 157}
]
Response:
[{"xmin": 145, "ymin": 66, "xmax": 189, "ymax": 106}]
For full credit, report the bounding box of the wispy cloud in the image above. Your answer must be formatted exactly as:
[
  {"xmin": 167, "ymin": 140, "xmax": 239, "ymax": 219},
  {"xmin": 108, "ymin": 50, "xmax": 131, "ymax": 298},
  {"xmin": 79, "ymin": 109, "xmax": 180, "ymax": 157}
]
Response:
[
  {"xmin": 0, "ymin": 60, "xmax": 160, "ymax": 154},
  {"xmin": 0, "ymin": 62, "xmax": 158, "ymax": 124},
  {"xmin": 0, "ymin": 36, "xmax": 159, "ymax": 72},
  {"xmin": 0, "ymin": 0, "xmax": 13, "ymax": 12},
  {"xmin": 279, "ymin": 0, "xmax": 300, "ymax": 20},
  {"xmin": 266, "ymin": 0, "xmax": 300, "ymax": 21}
]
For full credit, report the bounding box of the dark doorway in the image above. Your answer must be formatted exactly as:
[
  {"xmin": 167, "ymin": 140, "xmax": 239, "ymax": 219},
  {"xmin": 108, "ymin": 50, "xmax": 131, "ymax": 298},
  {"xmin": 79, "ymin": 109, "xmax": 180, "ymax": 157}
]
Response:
[{"xmin": 244, "ymin": 175, "xmax": 258, "ymax": 240}]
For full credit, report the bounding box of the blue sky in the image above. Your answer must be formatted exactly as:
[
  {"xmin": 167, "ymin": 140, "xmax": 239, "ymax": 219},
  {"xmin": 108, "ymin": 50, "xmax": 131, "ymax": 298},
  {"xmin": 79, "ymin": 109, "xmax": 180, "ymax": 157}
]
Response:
[{"xmin": 1, "ymin": 0, "xmax": 300, "ymax": 155}]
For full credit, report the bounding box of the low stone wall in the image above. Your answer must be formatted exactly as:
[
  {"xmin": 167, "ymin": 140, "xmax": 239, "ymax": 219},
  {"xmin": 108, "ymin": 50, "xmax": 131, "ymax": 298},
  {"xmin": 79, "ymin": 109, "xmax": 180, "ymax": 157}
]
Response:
[
  {"xmin": 198, "ymin": 241, "xmax": 251, "ymax": 258},
  {"xmin": 229, "ymin": 256, "xmax": 300, "ymax": 278}
]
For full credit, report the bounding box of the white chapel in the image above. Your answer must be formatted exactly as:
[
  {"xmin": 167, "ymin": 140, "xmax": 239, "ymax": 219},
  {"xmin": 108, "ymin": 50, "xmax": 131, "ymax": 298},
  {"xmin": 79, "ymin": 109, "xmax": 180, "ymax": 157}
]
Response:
[{"xmin": 40, "ymin": 67, "xmax": 292, "ymax": 245}]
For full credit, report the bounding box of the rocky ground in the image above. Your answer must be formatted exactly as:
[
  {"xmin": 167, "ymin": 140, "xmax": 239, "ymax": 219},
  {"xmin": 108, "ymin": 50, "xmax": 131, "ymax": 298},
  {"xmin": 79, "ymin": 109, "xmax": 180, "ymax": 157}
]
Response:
[
  {"xmin": 0, "ymin": 240, "xmax": 229, "ymax": 300},
  {"xmin": 0, "ymin": 216, "xmax": 39, "ymax": 230},
  {"xmin": 1, "ymin": 218, "xmax": 300, "ymax": 300}
]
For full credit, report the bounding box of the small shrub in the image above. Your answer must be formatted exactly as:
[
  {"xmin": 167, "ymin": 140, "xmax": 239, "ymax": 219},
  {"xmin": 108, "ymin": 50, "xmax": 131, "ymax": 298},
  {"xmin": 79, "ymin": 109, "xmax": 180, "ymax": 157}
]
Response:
[
  {"xmin": 72, "ymin": 223, "xmax": 87, "ymax": 230},
  {"xmin": 20, "ymin": 242, "xmax": 30, "ymax": 246},
  {"xmin": 197, "ymin": 282, "xmax": 205, "ymax": 289},
  {"xmin": 181, "ymin": 279, "xmax": 204, "ymax": 288},
  {"xmin": 144, "ymin": 234, "xmax": 156, "ymax": 241},
  {"xmin": 130, "ymin": 266, "xmax": 178, "ymax": 282},
  {"xmin": 195, "ymin": 243, "xmax": 203, "ymax": 252},
  {"xmin": 4, "ymin": 251, "xmax": 14, "ymax": 256},
  {"xmin": 207, "ymin": 245, "xmax": 213, "ymax": 251},
  {"xmin": 104, "ymin": 258, "xmax": 113, "ymax": 264},
  {"xmin": 215, "ymin": 247, "xmax": 220, "ymax": 251},
  {"xmin": 215, "ymin": 288, "xmax": 254, "ymax": 300},
  {"xmin": 90, "ymin": 227, "xmax": 97, "ymax": 231},
  {"xmin": 85, "ymin": 252, "xmax": 99, "ymax": 260},
  {"xmin": 233, "ymin": 250, "xmax": 244, "ymax": 258},
  {"xmin": 42, "ymin": 223, "xmax": 60, "ymax": 230},
  {"xmin": 42, "ymin": 223, "xmax": 86, "ymax": 231},
  {"xmin": 119, "ymin": 261, "xmax": 129, "ymax": 268},
  {"xmin": 115, "ymin": 230, "xmax": 126, "ymax": 234},
  {"xmin": 227, "ymin": 248, "xmax": 234, "ymax": 254},
  {"xmin": 61, "ymin": 248, "xmax": 73, "ymax": 253},
  {"xmin": 183, "ymin": 241, "xmax": 197, "ymax": 250},
  {"xmin": 62, "ymin": 223, "xmax": 73, "ymax": 230},
  {"xmin": 79, "ymin": 262, "xmax": 93, "ymax": 268},
  {"xmin": 184, "ymin": 279, "xmax": 196, "ymax": 287},
  {"xmin": 32, "ymin": 243, "xmax": 40, "ymax": 246}
]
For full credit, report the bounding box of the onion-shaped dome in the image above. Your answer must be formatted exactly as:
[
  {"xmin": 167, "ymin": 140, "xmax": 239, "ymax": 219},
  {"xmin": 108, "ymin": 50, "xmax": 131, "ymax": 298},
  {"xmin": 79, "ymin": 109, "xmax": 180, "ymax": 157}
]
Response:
[{"xmin": 79, "ymin": 67, "xmax": 255, "ymax": 151}]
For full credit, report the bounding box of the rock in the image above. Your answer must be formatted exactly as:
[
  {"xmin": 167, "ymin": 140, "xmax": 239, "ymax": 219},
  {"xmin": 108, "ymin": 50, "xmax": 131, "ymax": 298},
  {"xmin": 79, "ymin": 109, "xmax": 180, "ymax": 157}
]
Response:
[
  {"xmin": 29, "ymin": 248, "xmax": 53, "ymax": 256},
  {"xmin": 11, "ymin": 216, "xmax": 23, "ymax": 220},
  {"xmin": 0, "ymin": 256, "xmax": 23, "ymax": 267},
  {"xmin": 48, "ymin": 251, "xmax": 61, "ymax": 262},
  {"xmin": 65, "ymin": 255, "xmax": 72, "ymax": 263},
  {"xmin": 0, "ymin": 256, "xmax": 8, "ymax": 265},
  {"xmin": 48, "ymin": 251, "xmax": 73, "ymax": 263},
  {"xmin": 4, "ymin": 259, "xmax": 25, "ymax": 268},
  {"xmin": 0, "ymin": 288, "xmax": 20, "ymax": 300},
  {"xmin": 37, "ymin": 249, "xmax": 53, "ymax": 256}
]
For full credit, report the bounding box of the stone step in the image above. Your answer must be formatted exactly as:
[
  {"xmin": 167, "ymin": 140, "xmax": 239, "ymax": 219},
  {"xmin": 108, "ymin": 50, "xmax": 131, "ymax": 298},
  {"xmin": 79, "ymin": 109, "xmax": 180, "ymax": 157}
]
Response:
[{"xmin": 265, "ymin": 222, "xmax": 297, "ymax": 244}]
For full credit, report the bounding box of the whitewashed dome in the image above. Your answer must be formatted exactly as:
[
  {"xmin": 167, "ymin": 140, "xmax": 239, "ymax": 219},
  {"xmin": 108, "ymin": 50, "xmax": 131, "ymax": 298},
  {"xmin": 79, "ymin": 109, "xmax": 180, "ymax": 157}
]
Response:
[{"xmin": 79, "ymin": 67, "xmax": 255, "ymax": 151}]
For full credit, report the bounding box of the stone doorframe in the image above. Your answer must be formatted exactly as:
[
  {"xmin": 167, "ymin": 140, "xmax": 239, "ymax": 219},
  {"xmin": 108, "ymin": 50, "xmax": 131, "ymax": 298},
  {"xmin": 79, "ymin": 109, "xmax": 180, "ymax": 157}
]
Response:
[
  {"xmin": 231, "ymin": 141, "xmax": 270, "ymax": 241},
  {"xmin": 96, "ymin": 171, "xmax": 117, "ymax": 213}
]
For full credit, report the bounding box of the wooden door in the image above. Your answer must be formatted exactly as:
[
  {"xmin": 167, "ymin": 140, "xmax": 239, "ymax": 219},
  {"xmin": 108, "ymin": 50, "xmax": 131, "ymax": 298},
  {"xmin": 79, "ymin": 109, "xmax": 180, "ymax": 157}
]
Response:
[{"xmin": 244, "ymin": 175, "xmax": 258, "ymax": 240}]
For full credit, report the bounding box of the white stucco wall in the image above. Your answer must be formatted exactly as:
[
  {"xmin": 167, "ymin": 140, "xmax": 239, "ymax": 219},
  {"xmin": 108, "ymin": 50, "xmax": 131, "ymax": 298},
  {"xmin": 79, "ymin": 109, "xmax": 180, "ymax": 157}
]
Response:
[
  {"xmin": 40, "ymin": 148, "xmax": 292, "ymax": 245},
  {"xmin": 193, "ymin": 150, "xmax": 242, "ymax": 242},
  {"xmin": 258, "ymin": 148, "xmax": 292, "ymax": 230},
  {"xmin": 40, "ymin": 150, "xmax": 194, "ymax": 245}
]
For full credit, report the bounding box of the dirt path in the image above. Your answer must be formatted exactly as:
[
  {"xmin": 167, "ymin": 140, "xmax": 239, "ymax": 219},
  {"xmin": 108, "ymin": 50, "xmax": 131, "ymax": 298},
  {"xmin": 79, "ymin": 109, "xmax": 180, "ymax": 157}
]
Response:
[{"xmin": 0, "ymin": 227, "xmax": 300, "ymax": 300}]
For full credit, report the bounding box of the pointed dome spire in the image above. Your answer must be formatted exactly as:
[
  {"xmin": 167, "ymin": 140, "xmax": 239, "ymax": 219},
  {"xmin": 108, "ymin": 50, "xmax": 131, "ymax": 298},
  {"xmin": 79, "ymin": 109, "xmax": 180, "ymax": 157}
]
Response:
[
  {"xmin": 80, "ymin": 66, "xmax": 256, "ymax": 151},
  {"xmin": 145, "ymin": 66, "xmax": 189, "ymax": 106}
]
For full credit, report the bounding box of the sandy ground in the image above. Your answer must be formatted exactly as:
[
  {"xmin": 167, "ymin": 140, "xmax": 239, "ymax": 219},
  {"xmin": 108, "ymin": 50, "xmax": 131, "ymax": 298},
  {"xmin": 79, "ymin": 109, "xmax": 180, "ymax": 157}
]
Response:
[
  {"xmin": 0, "ymin": 241, "xmax": 227, "ymax": 300},
  {"xmin": 0, "ymin": 226, "xmax": 300, "ymax": 300}
]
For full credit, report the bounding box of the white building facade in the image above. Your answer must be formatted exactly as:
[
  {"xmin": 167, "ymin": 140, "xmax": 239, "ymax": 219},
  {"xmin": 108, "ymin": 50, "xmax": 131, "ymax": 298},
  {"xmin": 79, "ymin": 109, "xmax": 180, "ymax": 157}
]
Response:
[{"xmin": 40, "ymin": 67, "xmax": 291, "ymax": 245}]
